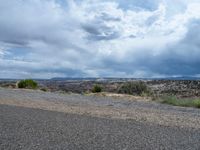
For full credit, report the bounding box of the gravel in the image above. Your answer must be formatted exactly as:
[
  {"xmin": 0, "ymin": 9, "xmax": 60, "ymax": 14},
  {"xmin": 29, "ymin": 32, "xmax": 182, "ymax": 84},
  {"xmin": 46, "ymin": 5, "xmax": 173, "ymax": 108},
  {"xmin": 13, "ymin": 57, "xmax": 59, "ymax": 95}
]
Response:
[
  {"xmin": 1, "ymin": 88, "xmax": 200, "ymax": 129},
  {"xmin": 1, "ymin": 88, "xmax": 200, "ymax": 114},
  {"xmin": 1, "ymin": 105, "xmax": 200, "ymax": 150},
  {"xmin": 0, "ymin": 88, "xmax": 200, "ymax": 149}
]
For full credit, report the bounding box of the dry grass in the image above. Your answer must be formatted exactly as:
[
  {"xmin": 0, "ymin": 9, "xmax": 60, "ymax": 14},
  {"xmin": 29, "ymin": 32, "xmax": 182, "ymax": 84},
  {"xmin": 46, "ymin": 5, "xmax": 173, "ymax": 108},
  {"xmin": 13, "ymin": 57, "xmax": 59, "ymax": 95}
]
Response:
[
  {"xmin": 85, "ymin": 92, "xmax": 152, "ymax": 101},
  {"xmin": 160, "ymin": 96, "xmax": 200, "ymax": 108}
]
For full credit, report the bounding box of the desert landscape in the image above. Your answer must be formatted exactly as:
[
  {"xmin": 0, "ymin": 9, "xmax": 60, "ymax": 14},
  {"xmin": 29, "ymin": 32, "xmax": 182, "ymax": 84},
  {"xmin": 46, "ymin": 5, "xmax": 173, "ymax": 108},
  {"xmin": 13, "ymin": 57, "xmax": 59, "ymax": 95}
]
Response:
[
  {"xmin": 1, "ymin": 78, "xmax": 200, "ymax": 96},
  {"xmin": 1, "ymin": 0, "xmax": 200, "ymax": 149},
  {"xmin": 0, "ymin": 79, "xmax": 200, "ymax": 149}
]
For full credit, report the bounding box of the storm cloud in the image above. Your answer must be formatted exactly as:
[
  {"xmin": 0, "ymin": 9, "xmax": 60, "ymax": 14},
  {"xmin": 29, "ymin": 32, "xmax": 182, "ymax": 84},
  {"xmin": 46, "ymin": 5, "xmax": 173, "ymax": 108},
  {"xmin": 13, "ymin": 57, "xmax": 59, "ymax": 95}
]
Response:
[{"xmin": 0, "ymin": 0, "xmax": 200, "ymax": 78}]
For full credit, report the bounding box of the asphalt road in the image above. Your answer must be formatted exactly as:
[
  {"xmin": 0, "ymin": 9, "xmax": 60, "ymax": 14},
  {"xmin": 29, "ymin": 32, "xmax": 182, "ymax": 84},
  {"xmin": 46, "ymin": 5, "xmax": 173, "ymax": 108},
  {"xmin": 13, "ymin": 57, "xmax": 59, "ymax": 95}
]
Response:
[{"xmin": 0, "ymin": 105, "xmax": 200, "ymax": 150}]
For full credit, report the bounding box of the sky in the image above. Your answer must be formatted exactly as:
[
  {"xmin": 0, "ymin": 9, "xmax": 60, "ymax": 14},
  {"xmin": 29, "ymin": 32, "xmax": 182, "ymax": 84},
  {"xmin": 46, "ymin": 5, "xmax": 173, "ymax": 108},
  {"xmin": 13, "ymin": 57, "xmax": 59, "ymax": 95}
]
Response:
[{"xmin": 0, "ymin": 0, "xmax": 200, "ymax": 79}]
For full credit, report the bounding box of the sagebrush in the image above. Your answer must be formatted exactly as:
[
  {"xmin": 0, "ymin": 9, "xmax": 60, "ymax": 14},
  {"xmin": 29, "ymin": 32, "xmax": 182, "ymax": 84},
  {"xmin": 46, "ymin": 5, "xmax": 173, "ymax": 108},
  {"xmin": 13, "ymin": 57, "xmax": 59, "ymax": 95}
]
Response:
[
  {"xmin": 118, "ymin": 81, "xmax": 151, "ymax": 96},
  {"xmin": 92, "ymin": 84, "xmax": 102, "ymax": 93},
  {"xmin": 161, "ymin": 95, "xmax": 200, "ymax": 108},
  {"xmin": 18, "ymin": 79, "xmax": 38, "ymax": 89}
]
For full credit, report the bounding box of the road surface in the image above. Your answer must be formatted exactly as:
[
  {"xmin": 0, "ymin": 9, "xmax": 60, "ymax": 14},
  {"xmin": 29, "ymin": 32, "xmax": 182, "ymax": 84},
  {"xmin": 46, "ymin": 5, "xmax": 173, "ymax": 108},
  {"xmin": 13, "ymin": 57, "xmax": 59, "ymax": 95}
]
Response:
[{"xmin": 0, "ymin": 105, "xmax": 200, "ymax": 150}]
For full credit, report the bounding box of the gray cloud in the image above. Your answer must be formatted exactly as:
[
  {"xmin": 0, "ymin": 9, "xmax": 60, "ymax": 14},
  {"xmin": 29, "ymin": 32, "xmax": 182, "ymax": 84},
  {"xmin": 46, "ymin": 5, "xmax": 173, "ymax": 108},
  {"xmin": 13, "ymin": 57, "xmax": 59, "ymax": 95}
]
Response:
[
  {"xmin": 102, "ymin": 19, "xmax": 200, "ymax": 77},
  {"xmin": 0, "ymin": 0, "xmax": 200, "ymax": 78},
  {"xmin": 82, "ymin": 24, "xmax": 120, "ymax": 41}
]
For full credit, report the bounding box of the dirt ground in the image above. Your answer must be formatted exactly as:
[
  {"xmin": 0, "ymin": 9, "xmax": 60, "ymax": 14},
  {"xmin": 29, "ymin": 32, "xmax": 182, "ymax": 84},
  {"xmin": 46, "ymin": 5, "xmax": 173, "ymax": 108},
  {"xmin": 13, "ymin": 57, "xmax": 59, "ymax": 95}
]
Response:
[{"xmin": 0, "ymin": 88, "xmax": 200, "ymax": 129}]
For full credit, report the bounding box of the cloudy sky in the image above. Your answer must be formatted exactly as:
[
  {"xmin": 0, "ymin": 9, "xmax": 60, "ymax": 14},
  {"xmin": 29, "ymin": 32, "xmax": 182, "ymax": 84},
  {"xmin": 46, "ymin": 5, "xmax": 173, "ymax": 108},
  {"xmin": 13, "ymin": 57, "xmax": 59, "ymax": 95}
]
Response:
[{"xmin": 0, "ymin": 0, "xmax": 200, "ymax": 79}]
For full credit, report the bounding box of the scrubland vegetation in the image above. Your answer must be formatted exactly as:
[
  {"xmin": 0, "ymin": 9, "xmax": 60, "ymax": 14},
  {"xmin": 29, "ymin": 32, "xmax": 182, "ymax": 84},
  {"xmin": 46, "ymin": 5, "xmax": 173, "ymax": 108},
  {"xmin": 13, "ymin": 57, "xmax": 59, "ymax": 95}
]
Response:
[
  {"xmin": 92, "ymin": 84, "xmax": 102, "ymax": 93},
  {"xmin": 1, "ymin": 79, "xmax": 200, "ymax": 109},
  {"xmin": 118, "ymin": 81, "xmax": 152, "ymax": 96},
  {"xmin": 18, "ymin": 79, "xmax": 38, "ymax": 89},
  {"xmin": 160, "ymin": 95, "xmax": 200, "ymax": 108}
]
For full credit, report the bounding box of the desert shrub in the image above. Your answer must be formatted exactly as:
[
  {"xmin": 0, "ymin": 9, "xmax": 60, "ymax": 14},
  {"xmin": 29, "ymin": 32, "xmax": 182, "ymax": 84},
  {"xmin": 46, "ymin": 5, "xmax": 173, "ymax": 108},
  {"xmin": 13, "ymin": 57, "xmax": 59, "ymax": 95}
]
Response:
[
  {"xmin": 18, "ymin": 79, "xmax": 38, "ymax": 89},
  {"xmin": 161, "ymin": 95, "xmax": 200, "ymax": 108},
  {"xmin": 92, "ymin": 84, "xmax": 102, "ymax": 93},
  {"xmin": 40, "ymin": 88, "xmax": 47, "ymax": 92},
  {"xmin": 118, "ymin": 81, "xmax": 150, "ymax": 96}
]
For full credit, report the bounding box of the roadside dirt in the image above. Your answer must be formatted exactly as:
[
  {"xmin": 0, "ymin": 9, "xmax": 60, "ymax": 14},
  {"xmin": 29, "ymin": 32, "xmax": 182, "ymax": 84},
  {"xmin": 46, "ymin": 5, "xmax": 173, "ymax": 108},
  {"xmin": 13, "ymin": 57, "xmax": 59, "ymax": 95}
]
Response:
[{"xmin": 0, "ymin": 88, "xmax": 200, "ymax": 129}]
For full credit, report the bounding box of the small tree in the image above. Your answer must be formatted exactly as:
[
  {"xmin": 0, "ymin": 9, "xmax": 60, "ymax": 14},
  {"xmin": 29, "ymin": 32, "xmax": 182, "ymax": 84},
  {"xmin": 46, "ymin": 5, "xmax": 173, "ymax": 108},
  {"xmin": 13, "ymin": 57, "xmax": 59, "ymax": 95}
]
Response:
[{"xmin": 18, "ymin": 79, "xmax": 38, "ymax": 89}]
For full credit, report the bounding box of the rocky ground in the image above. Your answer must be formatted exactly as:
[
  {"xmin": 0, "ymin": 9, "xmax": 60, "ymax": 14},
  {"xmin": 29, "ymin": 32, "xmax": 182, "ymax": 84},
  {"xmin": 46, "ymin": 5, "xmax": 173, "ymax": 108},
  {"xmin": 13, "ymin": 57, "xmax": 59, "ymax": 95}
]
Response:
[
  {"xmin": 1, "ymin": 79, "xmax": 200, "ymax": 98},
  {"xmin": 39, "ymin": 80, "xmax": 200, "ymax": 98}
]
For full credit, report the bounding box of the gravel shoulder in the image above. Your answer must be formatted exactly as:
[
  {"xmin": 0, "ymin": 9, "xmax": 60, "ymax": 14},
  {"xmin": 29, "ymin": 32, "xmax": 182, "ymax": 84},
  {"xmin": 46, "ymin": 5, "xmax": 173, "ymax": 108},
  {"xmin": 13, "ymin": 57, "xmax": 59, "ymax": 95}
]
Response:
[{"xmin": 0, "ymin": 88, "xmax": 200, "ymax": 129}]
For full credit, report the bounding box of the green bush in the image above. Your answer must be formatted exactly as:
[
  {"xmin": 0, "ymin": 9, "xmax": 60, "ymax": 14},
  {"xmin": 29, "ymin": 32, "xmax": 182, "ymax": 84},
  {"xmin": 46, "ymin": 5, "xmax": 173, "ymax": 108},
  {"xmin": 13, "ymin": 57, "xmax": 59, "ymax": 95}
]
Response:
[
  {"xmin": 161, "ymin": 95, "xmax": 200, "ymax": 108},
  {"xmin": 40, "ymin": 88, "xmax": 47, "ymax": 92},
  {"xmin": 92, "ymin": 84, "xmax": 102, "ymax": 93},
  {"xmin": 118, "ymin": 81, "xmax": 150, "ymax": 96},
  {"xmin": 18, "ymin": 79, "xmax": 38, "ymax": 89}
]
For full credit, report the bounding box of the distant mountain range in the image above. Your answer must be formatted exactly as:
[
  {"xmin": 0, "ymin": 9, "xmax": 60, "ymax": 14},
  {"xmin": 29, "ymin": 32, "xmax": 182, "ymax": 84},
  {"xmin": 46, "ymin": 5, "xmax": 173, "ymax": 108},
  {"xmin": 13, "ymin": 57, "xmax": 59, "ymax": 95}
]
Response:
[
  {"xmin": 0, "ymin": 76, "xmax": 200, "ymax": 81},
  {"xmin": 51, "ymin": 76, "xmax": 200, "ymax": 81}
]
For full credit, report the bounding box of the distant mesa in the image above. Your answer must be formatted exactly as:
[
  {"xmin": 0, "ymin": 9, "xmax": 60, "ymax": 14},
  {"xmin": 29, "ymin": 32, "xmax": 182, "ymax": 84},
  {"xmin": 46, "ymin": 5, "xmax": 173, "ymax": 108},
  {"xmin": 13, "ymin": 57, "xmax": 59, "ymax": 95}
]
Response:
[{"xmin": 50, "ymin": 76, "xmax": 200, "ymax": 81}]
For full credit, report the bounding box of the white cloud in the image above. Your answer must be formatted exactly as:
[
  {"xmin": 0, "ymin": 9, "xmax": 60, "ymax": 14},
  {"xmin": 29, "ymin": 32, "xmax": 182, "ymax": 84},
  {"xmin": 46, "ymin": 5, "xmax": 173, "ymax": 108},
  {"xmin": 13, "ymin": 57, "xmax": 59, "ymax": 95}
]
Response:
[{"xmin": 0, "ymin": 0, "xmax": 200, "ymax": 78}]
